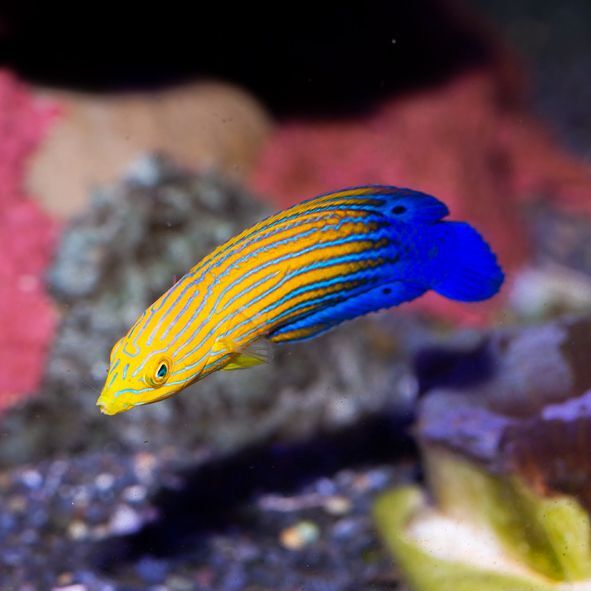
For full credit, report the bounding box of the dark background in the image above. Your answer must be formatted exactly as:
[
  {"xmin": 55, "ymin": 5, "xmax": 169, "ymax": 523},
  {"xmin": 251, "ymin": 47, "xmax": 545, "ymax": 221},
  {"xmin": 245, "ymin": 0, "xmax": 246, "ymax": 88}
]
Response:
[
  {"xmin": 0, "ymin": 0, "xmax": 497, "ymax": 116},
  {"xmin": 2, "ymin": 0, "xmax": 589, "ymax": 152}
]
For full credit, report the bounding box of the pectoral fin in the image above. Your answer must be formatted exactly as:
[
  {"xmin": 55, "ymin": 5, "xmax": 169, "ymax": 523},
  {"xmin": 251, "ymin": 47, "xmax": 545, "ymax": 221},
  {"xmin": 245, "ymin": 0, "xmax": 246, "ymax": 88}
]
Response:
[
  {"xmin": 224, "ymin": 353, "xmax": 266, "ymax": 370},
  {"xmin": 213, "ymin": 337, "xmax": 270, "ymax": 371}
]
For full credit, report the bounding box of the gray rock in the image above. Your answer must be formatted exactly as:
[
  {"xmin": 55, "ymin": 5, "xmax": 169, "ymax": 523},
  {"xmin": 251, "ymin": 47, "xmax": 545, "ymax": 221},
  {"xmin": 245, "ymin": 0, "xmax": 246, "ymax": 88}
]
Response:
[{"xmin": 0, "ymin": 155, "xmax": 410, "ymax": 466}]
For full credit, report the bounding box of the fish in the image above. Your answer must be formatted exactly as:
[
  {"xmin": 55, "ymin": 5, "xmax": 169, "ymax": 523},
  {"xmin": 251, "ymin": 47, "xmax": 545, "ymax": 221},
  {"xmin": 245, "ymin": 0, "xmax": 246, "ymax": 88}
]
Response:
[{"xmin": 97, "ymin": 185, "xmax": 504, "ymax": 415}]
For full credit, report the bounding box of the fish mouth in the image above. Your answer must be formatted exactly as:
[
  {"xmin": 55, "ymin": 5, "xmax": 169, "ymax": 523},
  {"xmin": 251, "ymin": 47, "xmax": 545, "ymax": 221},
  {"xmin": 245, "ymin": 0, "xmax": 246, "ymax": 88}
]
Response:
[
  {"xmin": 96, "ymin": 399, "xmax": 117, "ymax": 415},
  {"xmin": 96, "ymin": 395, "xmax": 129, "ymax": 416}
]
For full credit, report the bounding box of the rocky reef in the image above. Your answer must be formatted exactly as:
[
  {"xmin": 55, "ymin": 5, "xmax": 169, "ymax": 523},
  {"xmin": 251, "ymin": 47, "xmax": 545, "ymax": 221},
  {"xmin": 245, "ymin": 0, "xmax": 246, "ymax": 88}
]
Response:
[{"xmin": 376, "ymin": 315, "xmax": 591, "ymax": 590}]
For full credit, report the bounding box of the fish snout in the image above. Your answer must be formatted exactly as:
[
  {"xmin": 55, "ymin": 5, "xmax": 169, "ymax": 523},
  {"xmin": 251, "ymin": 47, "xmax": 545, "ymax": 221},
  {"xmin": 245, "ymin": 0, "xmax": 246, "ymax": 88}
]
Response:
[
  {"xmin": 96, "ymin": 392, "xmax": 130, "ymax": 415},
  {"xmin": 97, "ymin": 399, "xmax": 116, "ymax": 415}
]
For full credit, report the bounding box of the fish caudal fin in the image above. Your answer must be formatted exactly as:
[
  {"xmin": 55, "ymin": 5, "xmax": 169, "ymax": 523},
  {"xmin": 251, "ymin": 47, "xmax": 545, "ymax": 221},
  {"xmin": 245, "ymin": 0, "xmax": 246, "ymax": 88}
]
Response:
[{"xmin": 429, "ymin": 221, "xmax": 504, "ymax": 302}]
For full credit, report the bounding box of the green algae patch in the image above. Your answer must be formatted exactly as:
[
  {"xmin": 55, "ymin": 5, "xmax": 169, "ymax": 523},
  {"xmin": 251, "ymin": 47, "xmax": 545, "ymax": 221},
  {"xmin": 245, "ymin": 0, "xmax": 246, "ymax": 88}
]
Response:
[
  {"xmin": 373, "ymin": 486, "xmax": 557, "ymax": 591},
  {"xmin": 424, "ymin": 448, "xmax": 591, "ymax": 582}
]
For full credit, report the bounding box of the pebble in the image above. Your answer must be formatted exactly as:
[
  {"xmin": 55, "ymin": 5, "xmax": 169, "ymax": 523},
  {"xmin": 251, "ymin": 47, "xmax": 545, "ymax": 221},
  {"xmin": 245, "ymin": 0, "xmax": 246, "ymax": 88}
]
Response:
[
  {"xmin": 7, "ymin": 495, "xmax": 27, "ymax": 513},
  {"xmin": 68, "ymin": 520, "xmax": 89, "ymax": 540},
  {"xmin": 221, "ymin": 564, "xmax": 247, "ymax": 591},
  {"xmin": 133, "ymin": 453, "xmax": 158, "ymax": 484},
  {"xmin": 94, "ymin": 473, "xmax": 115, "ymax": 491},
  {"xmin": 90, "ymin": 524, "xmax": 110, "ymax": 541},
  {"xmin": 122, "ymin": 484, "xmax": 147, "ymax": 503},
  {"xmin": 108, "ymin": 505, "xmax": 142, "ymax": 535},
  {"xmin": 323, "ymin": 495, "xmax": 352, "ymax": 516},
  {"xmin": 56, "ymin": 572, "xmax": 74, "ymax": 585},
  {"xmin": 20, "ymin": 528, "xmax": 39, "ymax": 544},
  {"xmin": 280, "ymin": 521, "xmax": 320, "ymax": 550},
  {"xmin": 193, "ymin": 567, "xmax": 215, "ymax": 588},
  {"xmin": 84, "ymin": 503, "xmax": 109, "ymax": 525},
  {"xmin": 72, "ymin": 486, "xmax": 90, "ymax": 506},
  {"xmin": 20, "ymin": 469, "xmax": 43, "ymax": 490},
  {"xmin": 30, "ymin": 508, "xmax": 48, "ymax": 527},
  {"xmin": 355, "ymin": 469, "xmax": 394, "ymax": 493},
  {"xmin": 165, "ymin": 575, "xmax": 195, "ymax": 591},
  {"xmin": 136, "ymin": 556, "xmax": 169, "ymax": 584},
  {"xmin": 315, "ymin": 477, "xmax": 337, "ymax": 496},
  {"xmin": 0, "ymin": 472, "xmax": 11, "ymax": 490},
  {"xmin": 332, "ymin": 517, "xmax": 362, "ymax": 540}
]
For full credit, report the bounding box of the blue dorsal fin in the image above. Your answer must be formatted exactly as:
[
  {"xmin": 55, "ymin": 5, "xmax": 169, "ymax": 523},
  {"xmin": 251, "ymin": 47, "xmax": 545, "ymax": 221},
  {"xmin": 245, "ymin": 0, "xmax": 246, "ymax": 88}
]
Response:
[
  {"xmin": 319, "ymin": 185, "xmax": 449, "ymax": 224},
  {"xmin": 380, "ymin": 187, "xmax": 449, "ymax": 224}
]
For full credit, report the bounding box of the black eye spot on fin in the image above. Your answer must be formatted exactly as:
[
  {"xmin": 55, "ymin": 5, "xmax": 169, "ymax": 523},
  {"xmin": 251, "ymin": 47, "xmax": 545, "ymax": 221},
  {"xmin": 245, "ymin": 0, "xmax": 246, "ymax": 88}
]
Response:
[{"xmin": 382, "ymin": 287, "xmax": 392, "ymax": 295}]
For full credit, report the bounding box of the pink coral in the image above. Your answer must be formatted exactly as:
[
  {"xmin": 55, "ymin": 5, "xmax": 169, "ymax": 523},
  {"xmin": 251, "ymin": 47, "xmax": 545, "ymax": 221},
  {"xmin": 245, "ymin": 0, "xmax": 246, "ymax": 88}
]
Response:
[
  {"xmin": 251, "ymin": 72, "xmax": 591, "ymax": 325},
  {"xmin": 0, "ymin": 71, "xmax": 60, "ymax": 410}
]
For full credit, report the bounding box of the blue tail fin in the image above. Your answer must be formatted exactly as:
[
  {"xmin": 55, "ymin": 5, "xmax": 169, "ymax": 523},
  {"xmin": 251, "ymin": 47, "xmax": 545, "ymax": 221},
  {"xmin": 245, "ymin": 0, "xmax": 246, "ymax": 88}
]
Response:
[{"xmin": 429, "ymin": 222, "xmax": 504, "ymax": 302}]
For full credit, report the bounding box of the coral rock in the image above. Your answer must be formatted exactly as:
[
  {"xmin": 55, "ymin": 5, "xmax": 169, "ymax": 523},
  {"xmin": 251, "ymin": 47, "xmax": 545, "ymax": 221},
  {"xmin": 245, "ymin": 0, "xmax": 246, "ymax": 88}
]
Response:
[
  {"xmin": 0, "ymin": 71, "xmax": 59, "ymax": 410},
  {"xmin": 27, "ymin": 82, "xmax": 272, "ymax": 218}
]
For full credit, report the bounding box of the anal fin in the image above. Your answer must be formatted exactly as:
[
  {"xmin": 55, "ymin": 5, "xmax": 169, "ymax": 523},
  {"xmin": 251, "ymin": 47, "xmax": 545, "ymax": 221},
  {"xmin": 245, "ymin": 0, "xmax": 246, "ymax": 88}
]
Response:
[
  {"xmin": 268, "ymin": 281, "xmax": 426, "ymax": 344},
  {"xmin": 269, "ymin": 325, "xmax": 326, "ymax": 344}
]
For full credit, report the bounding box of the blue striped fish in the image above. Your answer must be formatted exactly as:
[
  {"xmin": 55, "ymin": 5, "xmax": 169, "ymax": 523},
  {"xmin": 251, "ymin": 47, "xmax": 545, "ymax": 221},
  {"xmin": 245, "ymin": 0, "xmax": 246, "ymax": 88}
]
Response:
[{"xmin": 97, "ymin": 186, "xmax": 503, "ymax": 415}]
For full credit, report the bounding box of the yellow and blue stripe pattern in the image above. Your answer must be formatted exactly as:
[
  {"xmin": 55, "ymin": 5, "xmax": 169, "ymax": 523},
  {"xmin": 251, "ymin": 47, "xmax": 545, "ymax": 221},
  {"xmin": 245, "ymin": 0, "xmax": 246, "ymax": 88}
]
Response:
[{"xmin": 97, "ymin": 185, "xmax": 503, "ymax": 415}]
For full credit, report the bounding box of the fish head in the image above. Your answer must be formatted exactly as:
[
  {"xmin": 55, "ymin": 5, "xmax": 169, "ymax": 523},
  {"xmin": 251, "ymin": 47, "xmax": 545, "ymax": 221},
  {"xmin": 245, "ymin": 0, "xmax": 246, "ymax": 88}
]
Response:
[{"xmin": 96, "ymin": 333, "xmax": 201, "ymax": 416}]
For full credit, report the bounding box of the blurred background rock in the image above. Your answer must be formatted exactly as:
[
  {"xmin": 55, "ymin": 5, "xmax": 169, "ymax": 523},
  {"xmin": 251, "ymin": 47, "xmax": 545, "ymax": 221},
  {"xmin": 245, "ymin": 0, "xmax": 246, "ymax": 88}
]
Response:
[
  {"xmin": 27, "ymin": 83, "xmax": 271, "ymax": 217},
  {"xmin": 375, "ymin": 317, "xmax": 591, "ymax": 590},
  {"xmin": 0, "ymin": 155, "xmax": 412, "ymax": 466}
]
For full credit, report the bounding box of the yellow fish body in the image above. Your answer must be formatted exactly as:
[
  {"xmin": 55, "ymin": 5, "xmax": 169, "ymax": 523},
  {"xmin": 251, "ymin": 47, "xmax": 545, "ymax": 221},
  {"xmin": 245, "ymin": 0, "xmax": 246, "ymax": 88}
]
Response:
[{"xmin": 97, "ymin": 186, "xmax": 503, "ymax": 415}]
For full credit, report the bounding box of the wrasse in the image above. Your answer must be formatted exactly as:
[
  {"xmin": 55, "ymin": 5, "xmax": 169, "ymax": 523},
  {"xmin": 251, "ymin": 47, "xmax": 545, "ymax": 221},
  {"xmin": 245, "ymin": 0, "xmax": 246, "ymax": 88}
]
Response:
[{"xmin": 97, "ymin": 186, "xmax": 503, "ymax": 415}]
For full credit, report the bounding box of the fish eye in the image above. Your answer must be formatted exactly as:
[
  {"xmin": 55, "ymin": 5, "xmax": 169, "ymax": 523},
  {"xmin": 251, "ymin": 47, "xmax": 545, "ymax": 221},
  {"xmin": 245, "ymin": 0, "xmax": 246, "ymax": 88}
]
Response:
[
  {"xmin": 392, "ymin": 205, "xmax": 407, "ymax": 215},
  {"xmin": 147, "ymin": 357, "xmax": 171, "ymax": 388}
]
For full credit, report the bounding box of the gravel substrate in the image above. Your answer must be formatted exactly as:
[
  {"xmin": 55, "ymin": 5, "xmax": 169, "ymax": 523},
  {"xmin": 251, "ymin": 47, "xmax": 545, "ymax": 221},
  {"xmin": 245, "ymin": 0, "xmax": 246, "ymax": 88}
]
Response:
[{"xmin": 0, "ymin": 445, "xmax": 414, "ymax": 591}]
